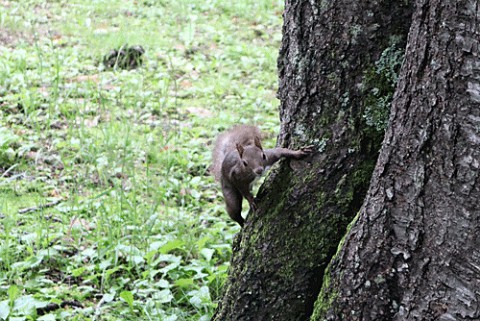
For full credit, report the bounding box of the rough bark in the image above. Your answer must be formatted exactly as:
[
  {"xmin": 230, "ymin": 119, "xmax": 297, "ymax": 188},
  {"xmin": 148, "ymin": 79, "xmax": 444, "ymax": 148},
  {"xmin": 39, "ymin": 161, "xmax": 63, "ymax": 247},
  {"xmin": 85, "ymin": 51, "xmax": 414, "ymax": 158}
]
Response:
[
  {"xmin": 315, "ymin": 0, "xmax": 480, "ymax": 320},
  {"xmin": 212, "ymin": 1, "xmax": 412, "ymax": 320}
]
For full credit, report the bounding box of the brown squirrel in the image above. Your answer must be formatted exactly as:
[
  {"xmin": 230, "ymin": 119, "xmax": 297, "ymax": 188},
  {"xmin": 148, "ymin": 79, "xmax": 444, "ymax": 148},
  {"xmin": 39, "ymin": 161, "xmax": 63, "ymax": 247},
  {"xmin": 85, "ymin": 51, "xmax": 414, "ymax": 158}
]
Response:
[{"xmin": 212, "ymin": 125, "xmax": 312, "ymax": 227}]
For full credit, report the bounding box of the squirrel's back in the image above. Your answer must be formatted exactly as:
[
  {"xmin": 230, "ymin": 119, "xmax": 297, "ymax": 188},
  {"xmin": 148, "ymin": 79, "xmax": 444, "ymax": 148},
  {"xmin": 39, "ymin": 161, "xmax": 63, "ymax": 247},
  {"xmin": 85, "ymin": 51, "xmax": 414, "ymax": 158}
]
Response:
[{"xmin": 211, "ymin": 125, "xmax": 263, "ymax": 181}]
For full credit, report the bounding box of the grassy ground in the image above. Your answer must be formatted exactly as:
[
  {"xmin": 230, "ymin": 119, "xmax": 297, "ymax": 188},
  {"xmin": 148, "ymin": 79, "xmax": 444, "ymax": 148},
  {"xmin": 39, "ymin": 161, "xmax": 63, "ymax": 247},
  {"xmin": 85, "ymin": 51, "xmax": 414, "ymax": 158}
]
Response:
[{"xmin": 0, "ymin": 0, "xmax": 284, "ymax": 320}]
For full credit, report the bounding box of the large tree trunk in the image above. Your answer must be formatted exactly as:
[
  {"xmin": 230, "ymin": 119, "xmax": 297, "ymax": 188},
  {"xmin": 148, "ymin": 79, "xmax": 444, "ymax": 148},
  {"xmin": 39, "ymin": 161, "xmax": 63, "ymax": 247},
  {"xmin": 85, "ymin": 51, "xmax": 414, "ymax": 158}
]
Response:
[
  {"xmin": 212, "ymin": 1, "xmax": 412, "ymax": 320},
  {"xmin": 314, "ymin": 0, "xmax": 480, "ymax": 319}
]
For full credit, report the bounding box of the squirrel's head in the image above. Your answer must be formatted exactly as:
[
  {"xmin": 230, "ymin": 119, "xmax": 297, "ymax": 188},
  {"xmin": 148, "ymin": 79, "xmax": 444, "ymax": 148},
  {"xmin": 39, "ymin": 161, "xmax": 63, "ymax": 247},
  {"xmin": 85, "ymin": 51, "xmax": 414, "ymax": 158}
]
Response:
[{"xmin": 236, "ymin": 136, "xmax": 266, "ymax": 177}]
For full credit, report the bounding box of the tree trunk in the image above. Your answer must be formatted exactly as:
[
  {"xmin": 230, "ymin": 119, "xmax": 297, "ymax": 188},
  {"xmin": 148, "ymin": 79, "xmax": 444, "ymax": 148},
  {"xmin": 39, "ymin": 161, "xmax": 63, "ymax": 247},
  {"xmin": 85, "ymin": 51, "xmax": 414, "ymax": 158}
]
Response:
[
  {"xmin": 212, "ymin": 1, "xmax": 412, "ymax": 320},
  {"xmin": 314, "ymin": 0, "xmax": 480, "ymax": 320}
]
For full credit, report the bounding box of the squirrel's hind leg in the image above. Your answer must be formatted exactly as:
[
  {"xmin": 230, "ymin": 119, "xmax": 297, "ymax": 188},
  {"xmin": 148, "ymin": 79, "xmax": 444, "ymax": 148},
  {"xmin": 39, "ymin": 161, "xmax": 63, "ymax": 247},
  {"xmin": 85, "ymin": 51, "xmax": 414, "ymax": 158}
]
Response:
[{"xmin": 222, "ymin": 185, "xmax": 245, "ymax": 227}]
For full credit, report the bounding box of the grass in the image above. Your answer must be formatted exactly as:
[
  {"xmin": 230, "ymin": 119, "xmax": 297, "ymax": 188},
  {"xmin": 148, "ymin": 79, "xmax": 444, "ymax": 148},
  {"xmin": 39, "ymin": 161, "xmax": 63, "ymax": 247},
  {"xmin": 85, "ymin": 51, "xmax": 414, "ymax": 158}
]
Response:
[{"xmin": 0, "ymin": 0, "xmax": 284, "ymax": 320}]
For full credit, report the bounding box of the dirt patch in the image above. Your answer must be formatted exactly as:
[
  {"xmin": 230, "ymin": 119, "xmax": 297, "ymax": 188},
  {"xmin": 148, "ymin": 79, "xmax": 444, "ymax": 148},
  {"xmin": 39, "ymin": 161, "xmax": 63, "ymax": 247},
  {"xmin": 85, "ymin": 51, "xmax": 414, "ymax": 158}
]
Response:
[{"xmin": 0, "ymin": 28, "xmax": 32, "ymax": 47}]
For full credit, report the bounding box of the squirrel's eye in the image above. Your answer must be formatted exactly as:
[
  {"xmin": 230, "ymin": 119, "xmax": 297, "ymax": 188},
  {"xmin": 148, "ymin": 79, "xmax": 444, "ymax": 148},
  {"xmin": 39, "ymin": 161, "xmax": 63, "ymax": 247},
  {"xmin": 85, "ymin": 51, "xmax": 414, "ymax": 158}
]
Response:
[
  {"xmin": 262, "ymin": 154, "xmax": 267, "ymax": 160},
  {"xmin": 243, "ymin": 160, "xmax": 248, "ymax": 166}
]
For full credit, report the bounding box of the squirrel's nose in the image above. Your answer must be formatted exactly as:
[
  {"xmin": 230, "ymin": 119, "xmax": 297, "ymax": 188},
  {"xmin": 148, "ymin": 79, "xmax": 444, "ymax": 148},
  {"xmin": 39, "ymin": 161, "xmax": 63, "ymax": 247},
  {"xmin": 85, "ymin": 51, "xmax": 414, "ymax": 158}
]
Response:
[{"xmin": 254, "ymin": 167, "xmax": 264, "ymax": 175}]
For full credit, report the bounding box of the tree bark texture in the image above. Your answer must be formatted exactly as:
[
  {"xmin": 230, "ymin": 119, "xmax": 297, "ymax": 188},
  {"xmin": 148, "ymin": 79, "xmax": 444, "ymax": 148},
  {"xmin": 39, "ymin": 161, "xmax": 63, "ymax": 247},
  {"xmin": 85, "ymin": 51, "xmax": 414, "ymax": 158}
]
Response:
[
  {"xmin": 212, "ymin": 1, "xmax": 412, "ymax": 320},
  {"xmin": 315, "ymin": 0, "xmax": 480, "ymax": 320}
]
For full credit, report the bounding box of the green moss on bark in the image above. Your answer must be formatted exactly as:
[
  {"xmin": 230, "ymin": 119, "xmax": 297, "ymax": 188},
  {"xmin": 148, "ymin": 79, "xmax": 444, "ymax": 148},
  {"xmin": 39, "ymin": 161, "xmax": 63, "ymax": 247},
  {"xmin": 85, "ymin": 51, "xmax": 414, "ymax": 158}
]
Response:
[
  {"xmin": 362, "ymin": 37, "xmax": 405, "ymax": 132},
  {"xmin": 310, "ymin": 212, "xmax": 360, "ymax": 320}
]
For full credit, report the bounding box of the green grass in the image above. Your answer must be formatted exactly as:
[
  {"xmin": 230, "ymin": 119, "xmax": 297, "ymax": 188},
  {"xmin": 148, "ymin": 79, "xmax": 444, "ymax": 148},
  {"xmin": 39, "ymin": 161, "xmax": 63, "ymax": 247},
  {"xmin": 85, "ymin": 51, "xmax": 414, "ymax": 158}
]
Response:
[{"xmin": 0, "ymin": 0, "xmax": 284, "ymax": 320}]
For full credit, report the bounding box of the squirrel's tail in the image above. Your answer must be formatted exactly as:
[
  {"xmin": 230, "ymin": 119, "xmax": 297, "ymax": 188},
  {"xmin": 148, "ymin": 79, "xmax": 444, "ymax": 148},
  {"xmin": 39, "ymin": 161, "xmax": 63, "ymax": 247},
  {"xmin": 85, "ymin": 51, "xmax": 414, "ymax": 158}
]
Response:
[{"xmin": 211, "ymin": 132, "xmax": 228, "ymax": 181}]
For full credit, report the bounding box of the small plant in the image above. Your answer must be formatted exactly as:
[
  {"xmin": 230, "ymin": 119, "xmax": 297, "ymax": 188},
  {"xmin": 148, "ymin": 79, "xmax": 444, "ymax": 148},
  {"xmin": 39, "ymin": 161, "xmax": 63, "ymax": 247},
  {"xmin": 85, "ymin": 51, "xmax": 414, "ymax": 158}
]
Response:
[{"xmin": 0, "ymin": 127, "xmax": 19, "ymax": 168}]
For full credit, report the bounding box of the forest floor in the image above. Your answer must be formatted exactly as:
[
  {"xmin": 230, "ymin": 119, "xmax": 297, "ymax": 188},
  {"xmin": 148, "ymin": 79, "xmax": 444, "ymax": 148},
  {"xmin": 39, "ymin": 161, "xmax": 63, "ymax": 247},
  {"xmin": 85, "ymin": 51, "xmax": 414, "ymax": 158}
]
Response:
[{"xmin": 0, "ymin": 0, "xmax": 283, "ymax": 320}]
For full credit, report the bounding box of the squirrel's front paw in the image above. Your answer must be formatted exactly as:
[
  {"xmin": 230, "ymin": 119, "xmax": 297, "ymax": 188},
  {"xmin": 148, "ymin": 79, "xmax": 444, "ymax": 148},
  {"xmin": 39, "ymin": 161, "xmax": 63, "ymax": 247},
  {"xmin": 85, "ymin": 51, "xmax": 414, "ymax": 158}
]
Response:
[{"xmin": 298, "ymin": 145, "xmax": 314, "ymax": 157}]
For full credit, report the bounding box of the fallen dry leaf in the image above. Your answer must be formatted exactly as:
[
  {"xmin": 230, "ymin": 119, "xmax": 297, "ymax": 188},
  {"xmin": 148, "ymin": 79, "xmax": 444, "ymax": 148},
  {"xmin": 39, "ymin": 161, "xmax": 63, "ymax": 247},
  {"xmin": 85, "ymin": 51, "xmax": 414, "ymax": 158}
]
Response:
[
  {"xmin": 185, "ymin": 107, "xmax": 213, "ymax": 118},
  {"xmin": 67, "ymin": 74, "xmax": 100, "ymax": 84}
]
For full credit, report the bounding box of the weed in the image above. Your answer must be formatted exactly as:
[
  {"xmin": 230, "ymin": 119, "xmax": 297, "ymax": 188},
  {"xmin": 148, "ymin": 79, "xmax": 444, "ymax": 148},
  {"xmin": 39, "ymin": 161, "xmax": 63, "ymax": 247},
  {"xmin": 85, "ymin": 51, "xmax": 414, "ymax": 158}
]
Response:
[{"xmin": 0, "ymin": 0, "xmax": 283, "ymax": 319}]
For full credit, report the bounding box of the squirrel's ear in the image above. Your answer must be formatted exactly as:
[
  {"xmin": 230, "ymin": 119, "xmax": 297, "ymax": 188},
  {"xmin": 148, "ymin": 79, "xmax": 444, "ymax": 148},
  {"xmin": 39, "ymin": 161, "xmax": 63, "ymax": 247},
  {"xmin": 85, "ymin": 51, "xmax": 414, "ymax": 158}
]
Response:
[
  {"xmin": 236, "ymin": 143, "xmax": 244, "ymax": 157},
  {"xmin": 254, "ymin": 136, "xmax": 263, "ymax": 150}
]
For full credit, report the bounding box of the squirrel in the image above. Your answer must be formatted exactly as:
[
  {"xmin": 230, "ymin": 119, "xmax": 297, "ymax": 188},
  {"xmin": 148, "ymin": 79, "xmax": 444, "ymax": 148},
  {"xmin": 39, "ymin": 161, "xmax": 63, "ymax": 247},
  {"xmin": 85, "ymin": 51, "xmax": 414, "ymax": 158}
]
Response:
[{"xmin": 212, "ymin": 125, "xmax": 313, "ymax": 227}]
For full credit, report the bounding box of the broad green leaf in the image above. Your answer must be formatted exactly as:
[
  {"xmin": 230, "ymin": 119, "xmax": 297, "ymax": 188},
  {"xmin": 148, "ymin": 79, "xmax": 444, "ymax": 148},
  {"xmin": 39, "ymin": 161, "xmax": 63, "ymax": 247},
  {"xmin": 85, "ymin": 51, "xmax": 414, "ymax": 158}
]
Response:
[
  {"xmin": 13, "ymin": 295, "xmax": 48, "ymax": 314},
  {"xmin": 148, "ymin": 241, "xmax": 164, "ymax": 251},
  {"xmin": 120, "ymin": 291, "xmax": 134, "ymax": 308},
  {"xmin": 0, "ymin": 300, "xmax": 10, "ymax": 320},
  {"xmin": 105, "ymin": 266, "xmax": 121, "ymax": 278},
  {"xmin": 188, "ymin": 286, "xmax": 211, "ymax": 309},
  {"xmin": 37, "ymin": 314, "xmax": 56, "ymax": 321},
  {"xmin": 130, "ymin": 255, "xmax": 145, "ymax": 265},
  {"xmin": 99, "ymin": 259, "xmax": 112, "ymax": 270},
  {"xmin": 102, "ymin": 292, "xmax": 115, "ymax": 303},
  {"xmin": 174, "ymin": 278, "xmax": 194, "ymax": 288},
  {"xmin": 159, "ymin": 239, "xmax": 185, "ymax": 254},
  {"xmin": 196, "ymin": 236, "xmax": 210, "ymax": 250},
  {"xmin": 153, "ymin": 289, "xmax": 173, "ymax": 304},
  {"xmin": 189, "ymin": 295, "xmax": 202, "ymax": 309},
  {"xmin": 155, "ymin": 279, "xmax": 170, "ymax": 288},
  {"xmin": 200, "ymin": 248, "xmax": 215, "ymax": 262},
  {"xmin": 71, "ymin": 267, "xmax": 86, "ymax": 277},
  {"xmin": 7, "ymin": 285, "xmax": 19, "ymax": 303}
]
